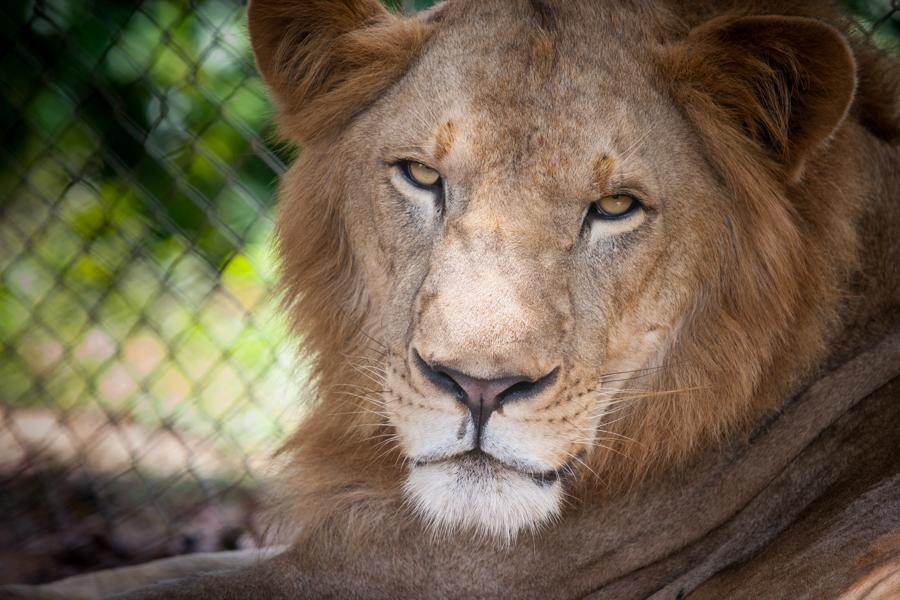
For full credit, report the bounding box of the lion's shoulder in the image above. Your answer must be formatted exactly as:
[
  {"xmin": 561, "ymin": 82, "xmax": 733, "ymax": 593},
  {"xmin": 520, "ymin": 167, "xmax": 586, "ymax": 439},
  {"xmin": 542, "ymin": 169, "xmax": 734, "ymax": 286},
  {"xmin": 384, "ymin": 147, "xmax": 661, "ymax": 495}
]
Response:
[{"xmin": 692, "ymin": 372, "xmax": 900, "ymax": 599}]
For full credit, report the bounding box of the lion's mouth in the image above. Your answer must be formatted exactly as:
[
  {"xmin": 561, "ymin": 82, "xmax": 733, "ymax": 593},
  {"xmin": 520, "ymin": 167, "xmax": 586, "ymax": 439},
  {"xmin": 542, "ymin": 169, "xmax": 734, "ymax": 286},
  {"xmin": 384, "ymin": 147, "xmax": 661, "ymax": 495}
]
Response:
[{"xmin": 414, "ymin": 449, "xmax": 578, "ymax": 487}]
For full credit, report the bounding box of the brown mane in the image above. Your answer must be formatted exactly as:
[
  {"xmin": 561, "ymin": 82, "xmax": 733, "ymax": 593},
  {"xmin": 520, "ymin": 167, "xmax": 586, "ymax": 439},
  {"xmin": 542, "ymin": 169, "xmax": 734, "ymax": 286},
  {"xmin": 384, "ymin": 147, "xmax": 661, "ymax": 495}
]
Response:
[{"xmin": 255, "ymin": 0, "xmax": 900, "ymax": 541}]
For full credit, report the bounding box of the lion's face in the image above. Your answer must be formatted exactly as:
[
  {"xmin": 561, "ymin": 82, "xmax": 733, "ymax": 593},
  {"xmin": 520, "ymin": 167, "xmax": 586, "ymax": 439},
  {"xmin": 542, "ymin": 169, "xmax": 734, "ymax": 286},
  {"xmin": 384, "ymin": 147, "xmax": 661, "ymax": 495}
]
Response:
[
  {"xmin": 338, "ymin": 12, "xmax": 728, "ymax": 540},
  {"xmin": 251, "ymin": 0, "xmax": 858, "ymax": 542}
]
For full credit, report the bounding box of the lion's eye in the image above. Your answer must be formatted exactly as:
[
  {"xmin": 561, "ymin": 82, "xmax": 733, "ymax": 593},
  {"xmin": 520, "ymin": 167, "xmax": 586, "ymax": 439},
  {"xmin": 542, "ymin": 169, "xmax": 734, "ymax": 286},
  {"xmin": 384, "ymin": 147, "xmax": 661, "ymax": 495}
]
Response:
[
  {"xmin": 590, "ymin": 194, "xmax": 640, "ymax": 220},
  {"xmin": 401, "ymin": 161, "xmax": 442, "ymax": 189}
]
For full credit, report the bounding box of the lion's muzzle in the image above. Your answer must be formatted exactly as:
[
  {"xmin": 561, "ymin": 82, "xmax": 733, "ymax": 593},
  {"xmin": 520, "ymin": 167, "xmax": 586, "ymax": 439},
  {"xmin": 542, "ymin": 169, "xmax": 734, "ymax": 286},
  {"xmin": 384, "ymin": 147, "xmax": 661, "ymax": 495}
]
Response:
[{"xmin": 412, "ymin": 349, "xmax": 559, "ymax": 442}]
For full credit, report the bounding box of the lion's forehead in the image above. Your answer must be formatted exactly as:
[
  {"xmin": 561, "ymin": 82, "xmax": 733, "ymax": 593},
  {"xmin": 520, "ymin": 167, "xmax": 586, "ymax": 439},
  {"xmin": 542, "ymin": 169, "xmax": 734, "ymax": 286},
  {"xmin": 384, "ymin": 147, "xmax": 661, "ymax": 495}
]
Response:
[{"xmin": 375, "ymin": 20, "xmax": 694, "ymax": 199}]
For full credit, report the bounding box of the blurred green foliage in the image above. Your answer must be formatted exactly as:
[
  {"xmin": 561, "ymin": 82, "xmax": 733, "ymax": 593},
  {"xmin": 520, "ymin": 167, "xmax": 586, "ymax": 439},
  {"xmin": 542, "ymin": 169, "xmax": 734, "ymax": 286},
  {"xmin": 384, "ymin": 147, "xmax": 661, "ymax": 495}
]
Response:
[
  {"xmin": 847, "ymin": 0, "xmax": 900, "ymax": 50},
  {"xmin": 0, "ymin": 0, "xmax": 297, "ymax": 460}
]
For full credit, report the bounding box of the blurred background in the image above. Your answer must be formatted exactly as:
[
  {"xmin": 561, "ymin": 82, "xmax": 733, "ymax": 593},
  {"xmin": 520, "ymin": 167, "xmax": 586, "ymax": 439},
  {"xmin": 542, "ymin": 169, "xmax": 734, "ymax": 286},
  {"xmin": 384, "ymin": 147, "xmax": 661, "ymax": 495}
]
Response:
[{"xmin": 1, "ymin": 0, "xmax": 897, "ymax": 586}]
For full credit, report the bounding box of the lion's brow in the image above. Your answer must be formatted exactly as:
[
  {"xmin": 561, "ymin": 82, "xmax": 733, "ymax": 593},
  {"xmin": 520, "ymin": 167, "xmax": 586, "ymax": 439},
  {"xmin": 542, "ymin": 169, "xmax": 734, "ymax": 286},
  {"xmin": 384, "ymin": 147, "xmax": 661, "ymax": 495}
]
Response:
[
  {"xmin": 381, "ymin": 144, "xmax": 431, "ymax": 161},
  {"xmin": 592, "ymin": 154, "xmax": 616, "ymax": 189},
  {"xmin": 434, "ymin": 121, "xmax": 456, "ymax": 161}
]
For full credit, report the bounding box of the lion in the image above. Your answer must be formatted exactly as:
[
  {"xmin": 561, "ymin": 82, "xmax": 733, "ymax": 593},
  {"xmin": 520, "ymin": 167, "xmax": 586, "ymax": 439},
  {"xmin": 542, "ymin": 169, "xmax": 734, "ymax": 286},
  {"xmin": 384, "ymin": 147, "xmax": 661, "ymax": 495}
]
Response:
[{"xmin": 3, "ymin": 0, "xmax": 899, "ymax": 598}]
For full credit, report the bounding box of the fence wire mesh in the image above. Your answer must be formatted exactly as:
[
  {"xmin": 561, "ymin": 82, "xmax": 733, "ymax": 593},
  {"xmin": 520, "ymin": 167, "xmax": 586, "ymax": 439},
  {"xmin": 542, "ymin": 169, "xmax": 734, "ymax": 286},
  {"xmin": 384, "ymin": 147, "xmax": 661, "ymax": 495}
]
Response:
[
  {"xmin": 1, "ymin": 0, "xmax": 897, "ymax": 586},
  {"xmin": 0, "ymin": 0, "xmax": 299, "ymax": 583}
]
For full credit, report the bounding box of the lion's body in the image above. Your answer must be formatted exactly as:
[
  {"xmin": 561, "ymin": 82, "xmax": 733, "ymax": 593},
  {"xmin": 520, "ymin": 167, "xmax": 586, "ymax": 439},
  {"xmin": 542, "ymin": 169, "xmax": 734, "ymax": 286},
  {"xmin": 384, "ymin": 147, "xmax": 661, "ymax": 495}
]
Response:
[
  {"xmin": 3, "ymin": 0, "xmax": 898, "ymax": 598},
  {"xmin": 12, "ymin": 329, "xmax": 899, "ymax": 599}
]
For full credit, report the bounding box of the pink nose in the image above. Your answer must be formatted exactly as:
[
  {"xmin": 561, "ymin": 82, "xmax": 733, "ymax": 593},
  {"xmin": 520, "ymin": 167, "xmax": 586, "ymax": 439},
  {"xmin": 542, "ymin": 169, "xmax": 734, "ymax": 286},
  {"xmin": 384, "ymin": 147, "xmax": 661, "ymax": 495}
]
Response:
[
  {"xmin": 413, "ymin": 350, "xmax": 558, "ymax": 435},
  {"xmin": 446, "ymin": 369, "xmax": 531, "ymax": 421}
]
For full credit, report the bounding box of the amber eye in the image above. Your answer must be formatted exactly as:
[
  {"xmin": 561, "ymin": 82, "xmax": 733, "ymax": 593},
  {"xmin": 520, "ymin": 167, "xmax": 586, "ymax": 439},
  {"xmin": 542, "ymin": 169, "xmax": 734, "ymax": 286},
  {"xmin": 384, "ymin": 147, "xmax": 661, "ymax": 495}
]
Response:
[
  {"xmin": 590, "ymin": 194, "xmax": 639, "ymax": 220},
  {"xmin": 401, "ymin": 161, "xmax": 442, "ymax": 189}
]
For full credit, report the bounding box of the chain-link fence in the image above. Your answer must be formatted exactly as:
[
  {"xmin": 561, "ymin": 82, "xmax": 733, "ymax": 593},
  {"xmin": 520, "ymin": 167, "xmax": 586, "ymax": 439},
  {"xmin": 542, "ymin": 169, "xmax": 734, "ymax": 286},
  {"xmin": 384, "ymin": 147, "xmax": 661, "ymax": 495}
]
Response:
[
  {"xmin": 1, "ymin": 0, "xmax": 897, "ymax": 586},
  {"xmin": 1, "ymin": 0, "xmax": 300, "ymax": 584}
]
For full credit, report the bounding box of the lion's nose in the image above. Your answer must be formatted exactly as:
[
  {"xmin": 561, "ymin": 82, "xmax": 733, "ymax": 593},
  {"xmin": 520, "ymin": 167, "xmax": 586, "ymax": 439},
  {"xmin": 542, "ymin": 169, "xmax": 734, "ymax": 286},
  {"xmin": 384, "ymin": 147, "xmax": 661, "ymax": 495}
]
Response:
[{"xmin": 413, "ymin": 350, "xmax": 559, "ymax": 433}]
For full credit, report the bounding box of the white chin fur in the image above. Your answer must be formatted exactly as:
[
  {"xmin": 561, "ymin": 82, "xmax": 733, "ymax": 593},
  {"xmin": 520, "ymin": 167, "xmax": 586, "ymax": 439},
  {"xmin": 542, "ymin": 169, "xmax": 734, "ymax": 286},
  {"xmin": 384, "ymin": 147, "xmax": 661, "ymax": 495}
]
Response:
[{"xmin": 404, "ymin": 458, "xmax": 563, "ymax": 544}]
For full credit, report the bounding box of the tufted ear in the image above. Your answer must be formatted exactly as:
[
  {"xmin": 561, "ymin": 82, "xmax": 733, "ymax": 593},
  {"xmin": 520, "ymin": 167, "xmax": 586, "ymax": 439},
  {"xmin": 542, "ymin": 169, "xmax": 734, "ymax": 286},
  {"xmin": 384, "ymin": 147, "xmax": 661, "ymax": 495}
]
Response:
[
  {"xmin": 667, "ymin": 15, "xmax": 857, "ymax": 181},
  {"xmin": 247, "ymin": 0, "xmax": 432, "ymax": 144}
]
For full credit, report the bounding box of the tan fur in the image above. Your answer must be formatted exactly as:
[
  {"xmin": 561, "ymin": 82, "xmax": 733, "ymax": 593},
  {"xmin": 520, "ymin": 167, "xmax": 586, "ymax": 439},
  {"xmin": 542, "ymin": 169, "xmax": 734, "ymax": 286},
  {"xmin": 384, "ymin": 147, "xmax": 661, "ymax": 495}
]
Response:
[
  {"xmin": 5, "ymin": 0, "xmax": 896, "ymax": 597},
  {"xmin": 261, "ymin": 0, "xmax": 896, "ymax": 540},
  {"xmin": 433, "ymin": 120, "xmax": 456, "ymax": 161},
  {"xmin": 248, "ymin": 0, "xmax": 432, "ymax": 143}
]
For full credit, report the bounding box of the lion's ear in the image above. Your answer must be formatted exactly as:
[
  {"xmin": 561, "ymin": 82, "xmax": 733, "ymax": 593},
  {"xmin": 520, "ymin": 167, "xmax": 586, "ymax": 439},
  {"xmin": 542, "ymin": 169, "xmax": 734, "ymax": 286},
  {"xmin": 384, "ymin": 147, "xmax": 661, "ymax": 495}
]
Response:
[
  {"xmin": 667, "ymin": 15, "xmax": 857, "ymax": 181},
  {"xmin": 247, "ymin": 0, "xmax": 432, "ymax": 143}
]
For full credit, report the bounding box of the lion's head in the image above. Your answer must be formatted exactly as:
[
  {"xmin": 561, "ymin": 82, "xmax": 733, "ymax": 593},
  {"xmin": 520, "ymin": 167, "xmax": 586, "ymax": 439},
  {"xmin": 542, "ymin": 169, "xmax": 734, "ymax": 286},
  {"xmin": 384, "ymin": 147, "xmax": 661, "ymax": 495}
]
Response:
[{"xmin": 248, "ymin": 0, "xmax": 881, "ymax": 542}]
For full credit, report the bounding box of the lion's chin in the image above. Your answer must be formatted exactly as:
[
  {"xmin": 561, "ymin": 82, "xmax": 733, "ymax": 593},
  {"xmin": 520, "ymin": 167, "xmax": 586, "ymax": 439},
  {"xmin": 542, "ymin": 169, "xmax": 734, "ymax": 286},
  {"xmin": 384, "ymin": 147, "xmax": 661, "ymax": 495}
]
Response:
[{"xmin": 404, "ymin": 453, "xmax": 563, "ymax": 544}]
